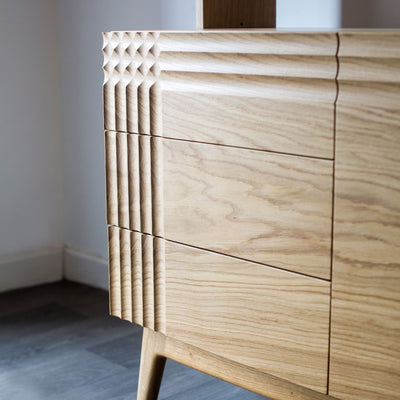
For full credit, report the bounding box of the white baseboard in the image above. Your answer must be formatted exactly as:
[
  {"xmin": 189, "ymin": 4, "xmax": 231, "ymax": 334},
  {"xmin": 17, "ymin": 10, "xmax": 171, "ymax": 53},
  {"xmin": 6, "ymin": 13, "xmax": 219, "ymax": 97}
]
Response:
[
  {"xmin": 63, "ymin": 248, "xmax": 108, "ymax": 291},
  {"xmin": 0, "ymin": 248, "xmax": 63, "ymax": 293}
]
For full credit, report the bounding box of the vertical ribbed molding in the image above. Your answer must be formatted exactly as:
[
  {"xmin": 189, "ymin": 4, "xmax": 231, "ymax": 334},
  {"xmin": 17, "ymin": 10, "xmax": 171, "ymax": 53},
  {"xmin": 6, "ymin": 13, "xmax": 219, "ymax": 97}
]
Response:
[
  {"xmin": 134, "ymin": 32, "xmax": 165, "ymax": 333},
  {"xmin": 107, "ymin": 227, "xmax": 165, "ymax": 332},
  {"xmin": 103, "ymin": 31, "xmax": 165, "ymax": 333},
  {"xmin": 108, "ymin": 226, "xmax": 121, "ymax": 318}
]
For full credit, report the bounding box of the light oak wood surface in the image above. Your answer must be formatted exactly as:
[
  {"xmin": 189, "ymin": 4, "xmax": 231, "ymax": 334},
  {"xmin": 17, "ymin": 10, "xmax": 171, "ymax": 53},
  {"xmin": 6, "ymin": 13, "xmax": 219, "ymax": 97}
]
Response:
[
  {"xmin": 108, "ymin": 225, "xmax": 331, "ymax": 393},
  {"xmin": 108, "ymin": 227, "xmax": 166, "ymax": 333},
  {"xmin": 329, "ymin": 32, "xmax": 400, "ymax": 400},
  {"xmin": 137, "ymin": 328, "xmax": 166, "ymax": 400},
  {"xmin": 164, "ymin": 240, "xmax": 331, "ymax": 392},
  {"xmin": 161, "ymin": 90, "xmax": 334, "ymax": 159},
  {"xmin": 141, "ymin": 328, "xmax": 338, "ymax": 400},
  {"xmin": 163, "ymin": 137, "xmax": 333, "ymax": 279},
  {"xmin": 106, "ymin": 130, "xmax": 333, "ymax": 279}
]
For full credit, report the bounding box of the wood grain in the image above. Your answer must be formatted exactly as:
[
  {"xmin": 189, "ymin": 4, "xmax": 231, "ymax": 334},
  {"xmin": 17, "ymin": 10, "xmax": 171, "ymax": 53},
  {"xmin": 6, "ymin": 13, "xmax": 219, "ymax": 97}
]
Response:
[
  {"xmin": 107, "ymin": 130, "xmax": 334, "ymax": 280},
  {"xmin": 164, "ymin": 240, "xmax": 331, "ymax": 392},
  {"xmin": 329, "ymin": 31, "xmax": 400, "ymax": 400},
  {"xmin": 103, "ymin": 31, "xmax": 337, "ymax": 158},
  {"xmin": 198, "ymin": 0, "xmax": 276, "ymax": 29},
  {"xmin": 107, "ymin": 226, "xmax": 166, "ymax": 333},
  {"xmin": 157, "ymin": 32, "xmax": 337, "ymax": 55},
  {"xmin": 120, "ymin": 228, "xmax": 132, "ymax": 322},
  {"xmin": 139, "ymin": 134, "xmax": 152, "ymax": 235},
  {"xmin": 116, "ymin": 133, "xmax": 129, "ymax": 228},
  {"xmin": 137, "ymin": 328, "xmax": 166, "ymax": 400},
  {"xmin": 127, "ymin": 133, "xmax": 141, "ymax": 232},
  {"xmin": 162, "ymin": 91, "xmax": 334, "ymax": 158},
  {"xmin": 151, "ymin": 136, "xmax": 164, "ymax": 238},
  {"xmin": 142, "ymin": 233, "xmax": 154, "ymax": 330},
  {"xmin": 108, "ymin": 225, "xmax": 121, "ymax": 318},
  {"xmin": 103, "ymin": 31, "xmax": 160, "ymax": 134},
  {"xmin": 163, "ymin": 332, "xmax": 339, "ymax": 400},
  {"xmin": 159, "ymin": 43, "xmax": 335, "ymax": 158},
  {"xmin": 154, "ymin": 237, "xmax": 166, "ymax": 333},
  {"xmin": 131, "ymin": 230, "xmax": 143, "ymax": 326},
  {"xmin": 107, "ymin": 131, "xmax": 334, "ymax": 278},
  {"xmin": 105, "ymin": 131, "xmax": 118, "ymax": 226},
  {"xmin": 137, "ymin": 327, "xmax": 338, "ymax": 400},
  {"xmin": 105, "ymin": 131, "xmax": 157, "ymax": 235},
  {"xmin": 163, "ymin": 137, "xmax": 333, "ymax": 279}
]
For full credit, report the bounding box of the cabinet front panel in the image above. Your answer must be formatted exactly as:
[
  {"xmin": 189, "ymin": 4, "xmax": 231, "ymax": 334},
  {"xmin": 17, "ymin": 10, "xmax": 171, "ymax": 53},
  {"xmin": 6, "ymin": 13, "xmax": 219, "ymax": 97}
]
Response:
[
  {"xmin": 165, "ymin": 240, "xmax": 330, "ymax": 393},
  {"xmin": 164, "ymin": 138, "xmax": 333, "ymax": 279}
]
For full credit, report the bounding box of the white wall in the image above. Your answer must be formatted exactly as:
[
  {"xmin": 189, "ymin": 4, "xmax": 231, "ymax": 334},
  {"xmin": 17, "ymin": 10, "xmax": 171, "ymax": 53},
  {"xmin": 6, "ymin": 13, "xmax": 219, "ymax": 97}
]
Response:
[
  {"xmin": 0, "ymin": 0, "xmax": 63, "ymax": 290},
  {"xmin": 161, "ymin": 0, "xmax": 196, "ymax": 29},
  {"xmin": 58, "ymin": 0, "xmax": 165, "ymax": 288},
  {"xmin": 276, "ymin": 0, "xmax": 341, "ymax": 29}
]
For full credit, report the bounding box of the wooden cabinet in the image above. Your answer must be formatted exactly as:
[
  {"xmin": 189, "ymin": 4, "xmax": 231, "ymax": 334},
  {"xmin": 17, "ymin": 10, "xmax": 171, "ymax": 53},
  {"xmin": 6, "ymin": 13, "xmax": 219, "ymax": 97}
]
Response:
[{"xmin": 103, "ymin": 30, "xmax": 400, "ymax": 400}]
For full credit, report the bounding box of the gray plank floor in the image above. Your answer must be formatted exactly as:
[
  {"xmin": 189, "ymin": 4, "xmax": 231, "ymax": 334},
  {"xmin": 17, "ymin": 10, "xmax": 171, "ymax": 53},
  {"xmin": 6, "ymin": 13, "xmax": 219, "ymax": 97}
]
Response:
[{"xmin": 0, "ymin": 281, "xmax": 268, "ymax": 400}]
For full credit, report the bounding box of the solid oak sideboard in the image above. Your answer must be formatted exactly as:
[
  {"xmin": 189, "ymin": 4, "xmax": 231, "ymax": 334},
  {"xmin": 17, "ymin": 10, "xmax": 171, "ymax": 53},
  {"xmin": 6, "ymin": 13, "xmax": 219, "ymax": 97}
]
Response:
[{"xmin": 102, "ymin": 30, "xmax": 400, "ymax": 400}]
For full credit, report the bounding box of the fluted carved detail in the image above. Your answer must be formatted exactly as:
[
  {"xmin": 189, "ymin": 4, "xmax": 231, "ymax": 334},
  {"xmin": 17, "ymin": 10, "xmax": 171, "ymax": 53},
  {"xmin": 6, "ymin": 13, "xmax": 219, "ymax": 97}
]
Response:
[
  {"xmin": 105, "ymin": 131, "xmax": 163, "ymax": 236},
  {"xmin": 106, "ymin": 131, "xmax": 165, "ymax": 331},
  {"xmin": 108, "ymin": 226, "xmax": 166, "ymax": 333},
  {"xmin": 104, "ymin": 31, "xmax": 165, "ymax": 332},
  {"xmin": 103, "ymin": 31, "xmax": 161, "ymax": 134}
]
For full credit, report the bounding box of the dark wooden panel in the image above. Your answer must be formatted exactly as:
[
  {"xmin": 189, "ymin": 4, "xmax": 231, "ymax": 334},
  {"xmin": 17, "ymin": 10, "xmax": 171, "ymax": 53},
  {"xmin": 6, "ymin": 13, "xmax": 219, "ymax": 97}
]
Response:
[{"xmin": 200, "ymin": 0, "xmax": 276, "ymax": 29}]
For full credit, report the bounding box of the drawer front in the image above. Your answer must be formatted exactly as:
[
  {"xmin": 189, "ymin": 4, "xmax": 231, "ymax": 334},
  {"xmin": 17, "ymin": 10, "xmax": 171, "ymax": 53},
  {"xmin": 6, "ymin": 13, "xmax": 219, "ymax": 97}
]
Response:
[
  {"xmin": 103, "ymin": 31, "xmax": 337, "ymax": 159},
  {"xmin": 106, "ymin": 131, "xmax": 333, "ymax": 279},
  {"xmin": 164, "ymin": 138, "xmax": 333, "ymax": 279},
  {"xmin": 161, "ymin": 74, "xmax": 335, "ymax": 159},
  {"xmin": 165, "ymin": 241, "xmax": 330, "ymax": 393},
  {"xmin": 107, "ymin": 225, "xmax": 330, "ymax": 393}
]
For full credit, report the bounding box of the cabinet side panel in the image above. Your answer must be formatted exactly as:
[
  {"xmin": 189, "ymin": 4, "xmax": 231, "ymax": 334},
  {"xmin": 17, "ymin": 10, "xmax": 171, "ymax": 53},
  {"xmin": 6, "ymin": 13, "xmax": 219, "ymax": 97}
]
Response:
[{"xmin": 330, "ymin": 32, "xmax": 400, "ymax": 400}]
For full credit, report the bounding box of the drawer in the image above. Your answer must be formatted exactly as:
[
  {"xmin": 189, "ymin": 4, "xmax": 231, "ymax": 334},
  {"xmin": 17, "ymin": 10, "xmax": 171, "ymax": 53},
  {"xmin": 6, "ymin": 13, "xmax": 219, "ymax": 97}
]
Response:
[
  {"xmin": 103, "ymin": 31, "xmax": 337, "ymax": 159},
  {"xmin": 106, "ymin": 132, "xmax": 333, "ymax": 279},
  {"xmin": 108, "ymin": 226, "xmax": 331, "ymax": 393},
  {"xmin": 160, "ymin": 74, "xmax": 335, "ymax": 159}
]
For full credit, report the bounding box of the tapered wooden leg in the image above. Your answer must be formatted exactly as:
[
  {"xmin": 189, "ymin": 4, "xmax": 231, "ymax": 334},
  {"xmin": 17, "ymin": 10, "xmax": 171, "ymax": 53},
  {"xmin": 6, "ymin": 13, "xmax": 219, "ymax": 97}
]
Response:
[{"xmin": 137, "ymin": 328, "xmax": 167, "ymax": 400}]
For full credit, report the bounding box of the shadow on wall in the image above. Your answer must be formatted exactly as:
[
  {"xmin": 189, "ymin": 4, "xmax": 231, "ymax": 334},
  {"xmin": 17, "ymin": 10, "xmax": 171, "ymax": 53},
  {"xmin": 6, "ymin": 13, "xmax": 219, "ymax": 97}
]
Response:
[{"xmin": 342, "ymin": 0, "xmax": 400, "ymax": 28}]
